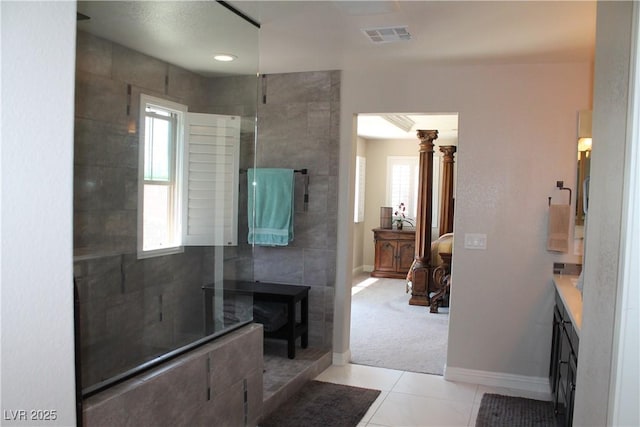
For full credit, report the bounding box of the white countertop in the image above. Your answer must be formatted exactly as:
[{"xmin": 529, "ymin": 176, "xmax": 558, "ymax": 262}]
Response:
[{"xmin": 553, "ymin": 274, "xmax": 583, "ymax": 336}]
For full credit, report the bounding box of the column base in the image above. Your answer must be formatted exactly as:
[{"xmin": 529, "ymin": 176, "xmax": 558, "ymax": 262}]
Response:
[{"xmin": 409, "ymin": 295, "xmax": 429, "ymax": 306}]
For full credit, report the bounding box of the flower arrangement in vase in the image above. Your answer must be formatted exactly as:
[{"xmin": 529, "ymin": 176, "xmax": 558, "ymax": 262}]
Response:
[{"xmin": 393, "ymin": 202, "xmax": 414, "ymax": 230}]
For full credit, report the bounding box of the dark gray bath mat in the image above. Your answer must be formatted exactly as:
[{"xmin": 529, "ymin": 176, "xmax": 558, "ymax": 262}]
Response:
[
  {"xmin": 260, "ymin": 380, "xmax": 380, "ymax": 427},
  {"xmin": 476, "ymin": 393, "xmax": 556, "ymax": 427}
]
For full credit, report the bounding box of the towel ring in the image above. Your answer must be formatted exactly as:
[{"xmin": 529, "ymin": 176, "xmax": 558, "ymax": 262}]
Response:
[{"xmin": 548, "ymin": 180, "xmax": 572, "ymax": 206}]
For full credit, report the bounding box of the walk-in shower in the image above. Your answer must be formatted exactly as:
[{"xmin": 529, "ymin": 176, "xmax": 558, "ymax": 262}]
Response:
[{"xmin": 73, "ymin": 1, "xmax": 259, "ymax": 395}]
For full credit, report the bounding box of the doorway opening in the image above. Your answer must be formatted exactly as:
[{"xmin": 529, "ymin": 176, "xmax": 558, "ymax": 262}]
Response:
[{"xmin": 350, "ymin": 112, "xmax": 459, "ymax": 375}]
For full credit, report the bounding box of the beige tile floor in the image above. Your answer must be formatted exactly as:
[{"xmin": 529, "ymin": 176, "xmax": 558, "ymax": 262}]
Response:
[{"xmin": 315, "ymin": 363, "xmax": 551, "ymax": 427}]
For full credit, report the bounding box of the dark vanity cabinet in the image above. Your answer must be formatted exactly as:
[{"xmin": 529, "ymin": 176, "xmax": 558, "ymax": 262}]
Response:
[{"xmin": 550, "ymin": 290, "xmax": 579, "ymax": 427}]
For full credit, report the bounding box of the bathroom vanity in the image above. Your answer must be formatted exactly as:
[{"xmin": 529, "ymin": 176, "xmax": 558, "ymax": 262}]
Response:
[{"xmin": 550, "ymin": 275, "xmax": 583, "ymax": 427}]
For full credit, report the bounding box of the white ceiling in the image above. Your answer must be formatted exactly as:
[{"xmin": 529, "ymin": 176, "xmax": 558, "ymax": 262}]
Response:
[
  {"xmin": 230, "ymin": 0, "xmax": 597, "ymax": 74},
  {"xmin": 76, "ymin": 1, "xmax": 260, "ymax": 77},
  {"xmin": 235, "ymin": 0, "xmax": 595, "ymax": 141},
  {"xmin": 76, "ymin": 1, "xmax": 597, "ymax": 140},
  {"xmin": 357, "ymin": 113, "xmax": 459, "ymax": 141}
]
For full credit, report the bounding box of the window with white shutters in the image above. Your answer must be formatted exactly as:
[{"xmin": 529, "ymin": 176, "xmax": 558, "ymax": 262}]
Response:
[
  {"xmin": 386, "ymin": 156, "xmax": 440, "ymax": 227},
  {"xmin": 387, "ymin": 156, "xmax": 419, "ymax": 220},
  {"xmin": 137, "ymin": 94, "xmax": 240, "ymax": 259}
]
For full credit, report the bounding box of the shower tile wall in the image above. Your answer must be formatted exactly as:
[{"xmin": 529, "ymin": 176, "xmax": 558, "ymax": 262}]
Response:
[
  {"xmin": 73, "ymin": 31, "xmax": 256, "ymax": 389},
  {"xmin": 254, "ymin": 71, "xmax": 340, "ymax": 348}
]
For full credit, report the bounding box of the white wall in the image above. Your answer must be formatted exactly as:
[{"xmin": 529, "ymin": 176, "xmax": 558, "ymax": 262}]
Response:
[
  {"xmin": 335, "ymin": 62, "xmax": 591, "ymax": 381},
  {"xmin": 352, "ymin": 137, "xmax": 367, "ymax": 274},
  {"xmin": 1, "ymin": 2, "xmax": 77, "ymax": 426},
  {"xmin": 574, "ymin": 2, "xmax": 639, "ymax": 425}
]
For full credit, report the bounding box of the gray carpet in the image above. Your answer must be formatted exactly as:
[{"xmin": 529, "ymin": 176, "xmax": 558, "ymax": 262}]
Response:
[
  {"xmin": 350, "ymin": 276, "xmax": 448, "ymax": 375},
  {"xmin": 259, "ymin": 380, "xmax": 380, "ymax": 427},
  {"xmin": 476, "ymin": 393, "xmax": 556, "ymax": 427}
]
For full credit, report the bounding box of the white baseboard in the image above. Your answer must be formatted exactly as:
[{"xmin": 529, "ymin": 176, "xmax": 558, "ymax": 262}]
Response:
[
  {"xmin": 444, "ymin": 366, "xmax": 551, "ymax": 397},
  {"xmin": 332, "ymin": 350, "xmax": 352, "ymax": 366},
  {"xmin": 352, "ymin": 265, "xmax": 373, "ymax": 276}
]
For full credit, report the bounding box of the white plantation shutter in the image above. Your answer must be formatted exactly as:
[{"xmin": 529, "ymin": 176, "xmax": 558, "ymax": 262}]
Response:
[
  {"xmin": 387, "ymin": 156, "xmax": 418, "ymax": 219},
  {"xmin": 183, "ymin": 113, "xmax": 240, "ymax": 246},
  {"xmin": 390, "ymin": 163, "xmax": 412, "ymax": 210},
  {"xmin": 354, "ymin": 156, "xmax": 366, "ymax": 223}
]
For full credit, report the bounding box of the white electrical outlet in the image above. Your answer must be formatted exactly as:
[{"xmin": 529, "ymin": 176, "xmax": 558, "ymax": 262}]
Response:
[{"xmin": 464, "ymin": 233, "xmax": 487, "ymax": 250}]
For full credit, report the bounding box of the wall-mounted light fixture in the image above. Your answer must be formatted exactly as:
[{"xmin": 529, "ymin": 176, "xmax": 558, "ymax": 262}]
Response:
[
  {"xmin": 578, "ymin": 137, "xmax": 592, "ymax": 153},
  {"xmin": 578, "ymin": 110, "xmax": 592, "ymax": 154},
  {"xmin": 576, "ymin": 110, "xmax": 592, "ymax": 227}
]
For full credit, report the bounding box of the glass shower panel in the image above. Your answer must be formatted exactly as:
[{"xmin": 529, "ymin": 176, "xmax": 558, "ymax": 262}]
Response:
[{"xmin": 73, "ymin": 0, "xmax": 259, "ymax": 396}]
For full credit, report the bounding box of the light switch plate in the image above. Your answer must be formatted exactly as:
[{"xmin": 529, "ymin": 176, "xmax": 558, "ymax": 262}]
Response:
[{"xmin": 464, "ymin": 233, "xmax": 487, "ymax": 250}]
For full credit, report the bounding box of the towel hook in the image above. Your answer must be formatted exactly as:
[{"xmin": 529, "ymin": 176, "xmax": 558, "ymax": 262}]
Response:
[{"xmin": 549, "ymin": 180, "xmax": 572, "ymax": 206}]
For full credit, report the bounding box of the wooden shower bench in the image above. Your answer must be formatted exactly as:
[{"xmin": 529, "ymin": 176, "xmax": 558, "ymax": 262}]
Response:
[{"xmin": 202, "ymin": 281, "xmax": 310, "ymax": 359}]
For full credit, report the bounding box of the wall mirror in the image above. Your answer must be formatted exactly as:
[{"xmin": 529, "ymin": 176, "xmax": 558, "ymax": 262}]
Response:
[
  {"xmin": 575, "ymin": 110, "xmax": 592, "ymax": 241},
  {"xmin": 74, "ymin": 0, "xmax": 259, "ymax": 395}
]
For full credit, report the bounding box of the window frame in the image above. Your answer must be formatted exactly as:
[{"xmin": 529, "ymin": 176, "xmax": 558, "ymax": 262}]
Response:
[{"xmin": 137, "ymin": 94, "xmax": 187, "ymax": 259}]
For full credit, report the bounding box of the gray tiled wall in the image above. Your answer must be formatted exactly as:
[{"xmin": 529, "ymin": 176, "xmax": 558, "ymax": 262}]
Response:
[
  {"xmin": 82, "ymin": 324, "xmax": 264, "ymax": 427},
  {"xmin": 253, "ymin": 71, "xmax": 340, "ymax": 348}
]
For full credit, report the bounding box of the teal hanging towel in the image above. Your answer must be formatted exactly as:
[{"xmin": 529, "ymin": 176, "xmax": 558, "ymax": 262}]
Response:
[{"xmin": 248, "ymin": 168, "xmax": 295, "ymax": 246}]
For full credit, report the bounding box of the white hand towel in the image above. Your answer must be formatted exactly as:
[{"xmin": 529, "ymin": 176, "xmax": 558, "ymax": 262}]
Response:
[{"xmin": 547, "ymin": 204, "xmax": 570, "ymax": 253}]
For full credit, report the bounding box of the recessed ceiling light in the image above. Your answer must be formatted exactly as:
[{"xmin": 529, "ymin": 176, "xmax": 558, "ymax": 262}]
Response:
[{"xmin": 214, "ymin": 54, "xmax": 237, "ymax": 62}]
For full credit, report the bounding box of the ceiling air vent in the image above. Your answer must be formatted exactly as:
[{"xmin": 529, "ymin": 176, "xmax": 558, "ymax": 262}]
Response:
[{"xmin": 362, "ymin": 26, "xmax": 411, "ymax": 43}]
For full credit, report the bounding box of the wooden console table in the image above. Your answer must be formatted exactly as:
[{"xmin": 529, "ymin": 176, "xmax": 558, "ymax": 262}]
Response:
[
  {"xmin": 202, "ymin": 281, "xmax": 310, "ymax": 359},
  {"xmin": 371, "ymin": 228, "xmax": 416, "ymax": 278}
]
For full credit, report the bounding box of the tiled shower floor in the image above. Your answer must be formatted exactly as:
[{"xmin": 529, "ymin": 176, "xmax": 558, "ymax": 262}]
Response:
[{"xmin": 261, "ymin": 339, "xmax": 332, "ymax": 418}]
